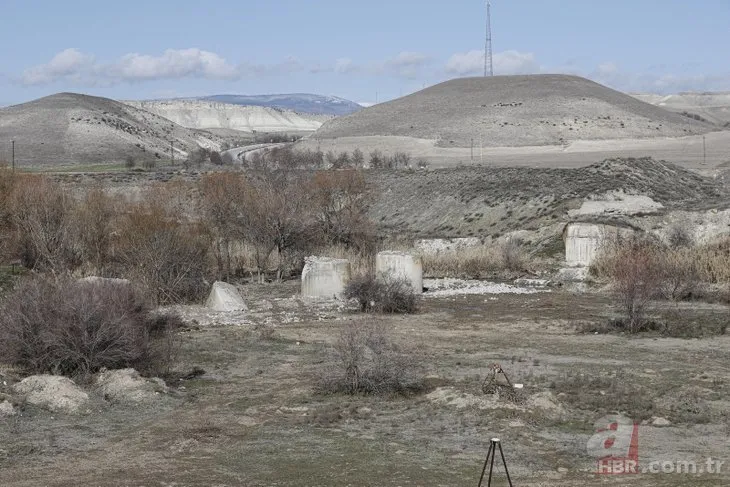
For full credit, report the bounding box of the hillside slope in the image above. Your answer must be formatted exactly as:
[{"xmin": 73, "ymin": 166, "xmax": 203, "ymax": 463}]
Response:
[
  {"xmin": 316, "ymin": 75, "xmax": 716, "ymax": 147},
  {"xmin": 631, "ymin": 92, "xmax": 730, "ymax": 126},
  {"xmin": 203, "ymin": 93, "xmax": 362, "ymax": 116},
  {"xmin": 125, "ymin": 99, "xmax": 331, "ymax": 133},
  {"xmin": 367, "ymin": 158, "xmax": 727, "ymax": 238},
  {"xmin": 0, "ymin": 93, "xmax": 225, "ymax": 167}
]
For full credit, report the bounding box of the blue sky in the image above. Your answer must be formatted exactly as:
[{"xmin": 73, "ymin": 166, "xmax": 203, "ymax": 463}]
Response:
[{"xmin": 1, "ymin": 0, "xmax": 729, "ymax": 106}]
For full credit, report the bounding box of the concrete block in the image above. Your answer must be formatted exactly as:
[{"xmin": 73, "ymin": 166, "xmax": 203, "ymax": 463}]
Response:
[
  {"xmin": 206, "ymin": 281, "xmax": 247, "ymax": 312},
  {"xmin": 301, "ymin": 257, "xmax": 351, "ymax": 298},
  {"xmin": 376, "ymin": 251, "xmax": 423, "ymax": 294},
  {"xmin": 78, "ymin": 276, "xmax": 131, "ymax": 286},
  {"xmin": 564, "ymin": 223, "xmax": 604, "ymax": 267}
]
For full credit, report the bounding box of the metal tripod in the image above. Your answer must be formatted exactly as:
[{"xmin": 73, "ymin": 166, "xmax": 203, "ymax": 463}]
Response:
[{"xmin": 477, "ymin": 438, "xmax": 513, "ymax": 487}]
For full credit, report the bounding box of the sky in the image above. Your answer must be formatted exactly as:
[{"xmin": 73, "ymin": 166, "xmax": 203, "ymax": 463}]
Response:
[{"xmin": 1, "ymin": 0, "xmax": 729, "ymax": 106}]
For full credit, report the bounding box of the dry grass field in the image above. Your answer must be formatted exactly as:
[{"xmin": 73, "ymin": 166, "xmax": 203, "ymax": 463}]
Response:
[{"xmin": 1, "ymin": 281, "xmax": 728, "ymax": 486}]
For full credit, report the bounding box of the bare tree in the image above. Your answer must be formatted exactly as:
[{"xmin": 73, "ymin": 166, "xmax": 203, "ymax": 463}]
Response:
[
  {"xmin": 310, "ymin": 169, "xmax": 373, "ymax": 250},
  {"xmin": 612, "ymin": 240, "xmax": 663, "ymax": 332},
  {"xmin": 75, "ymin": 188, "xmax": 116, "ymax": 274},
  {"xmin": 200, "ymin": 172, "xmax": 248, "ymax": 280},
  {"xmin": 351, "ymin": 148, "xmax": 365, "ymax": 168}
]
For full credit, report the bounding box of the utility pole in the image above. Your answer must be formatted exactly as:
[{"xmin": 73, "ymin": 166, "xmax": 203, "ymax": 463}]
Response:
[
  {"xmin": 471, "ymin": 138, "xmax": 474, "ymax": 161},
  {"xmin": 703, "ymin": 135, "xmax": 706, "ymax": 165},
  {"xmin": 170, "ymin": 140, "xmax": 174, "ymax": 166},
  {"xmin": 11, "ymin": 140, "xmax": 15, "ymax": 173}
]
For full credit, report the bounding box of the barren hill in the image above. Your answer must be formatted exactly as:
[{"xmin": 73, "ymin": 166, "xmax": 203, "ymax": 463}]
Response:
[
  {"xmin": 125, "ymin": 99, "xmax": 331, "ymax": 133},
  {"xmin": 631, "ymin": 92, "xmax": 730, "ymax": 127},
  {"xmin": 315, "ymin": 75, "xmax": 716, "ymax": 147},
  {"xmin": 0, "ymin": 93, "xmax": 225, "ymax": 167}
]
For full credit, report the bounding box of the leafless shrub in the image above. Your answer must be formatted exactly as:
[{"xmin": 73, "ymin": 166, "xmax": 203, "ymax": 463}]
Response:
[
  {"xmin": 74, "ymin": 188, "xmax": 116, "ymax": 275},
  {"xmin": 658, "ymin": 248, "xmax": 702, "ymax": 300},
  {"xmin": 368, "ymin": 150, "xmax": 385, "ymax": 169},
  {"xmin": 351, "ymin": 148, "xmax": 365, "ymax": 168},
  {"xmin": 310, "ymin": 169, "xmax": 374, "ymax": 252},
  {"xmin": 7, "ymin": 175, "xmax": 79, "ymax": 273},
  {"xmin": 610, "ymin": 239, "xmax": 664, "ymax": 332},
  {"xmin": 0, "ymin": 277, "xmax": 181, "ymax": 378},
  {"xmin": 668, "ymin": 225, "xmax": 693, "ymax": 248},
  {"xmin": 344, "ymin": 273, "xmax": 418, "ymax": 314},
  {"xmin": 317, "ymin": 320, "xmax": 424, "ymax": 395},
  {"xmin": 501, "ymin": 238, "xmax": 525, "ymax": 271},
  {"xmin": 115, "ymin": 201, "xmax": 210, "ymax": 304}
]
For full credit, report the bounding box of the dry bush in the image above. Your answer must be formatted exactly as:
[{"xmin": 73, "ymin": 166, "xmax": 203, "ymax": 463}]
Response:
[
  {"xmin": 115, "ymin": 201, "xmax": 210, "ymax": 304},
  {"xmin": 668, "ymin": 225, "xmax": 693, "ymax": 248},
  {"xmin": 501, "ymin": 238, "xmax": 526, "ymax": 271},
  {"xmin": 344, "ymin": 273, "xmax": 418, "ymax": 314},
  {"xmin": 7, "ymin": 175, "xmax": 79, "ymax": 273},
  {"xmin": 317, "ymin": 320, "xmax": 424, "ymax": 395},
  {"xmin": 608, "ymin": 239, "xmax": 664, "ymax": 332},
  {"xmin": 658, "ymin": 248, "xmax": 702, "ymax": 300},
  {"xmin": 420, "ymin": 241, "xmax": 529, "ymax": 278},
  {"xmin": 593, "ymin": 235, "xmax": 728, "ymax": 301},
  {"xmin": 0, "ymin": 166, "xmax": 14, "ymax": 258},
  {"xmin": 0, "ymin": 277, "xmax": 181, "ymax": 378},
  {"xmin": 310, "ymin": 169, "xmax": 374, "ymax": 252},
  {"xmin": 200, "ymin": 172, "xmax": 249, "ymax": 279},
  {"xmin": 694, "ymin": 237, "xmax": 730, "ymax": 283},
  {"xmin": 74, "ymin": 188, "xmax": 116, "ymax": 275}
]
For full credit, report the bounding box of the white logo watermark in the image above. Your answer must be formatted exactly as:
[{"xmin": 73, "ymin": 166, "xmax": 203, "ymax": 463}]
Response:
[{"xmin": 586, "ymin": 414, "xmax": 725, "ymax": 475}]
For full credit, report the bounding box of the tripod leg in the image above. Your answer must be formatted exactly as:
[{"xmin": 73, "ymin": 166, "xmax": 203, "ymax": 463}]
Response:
[
  {"xmin": 487, "ymin": 440, "xmax": 497, "ymax": 487},
  {"xmin": 477, "ymin": 442, "xmax": 494, "ymax": 487},
  {"xmin": 497, "ymin": 441, "xmax": 514, "ymax": 487}
]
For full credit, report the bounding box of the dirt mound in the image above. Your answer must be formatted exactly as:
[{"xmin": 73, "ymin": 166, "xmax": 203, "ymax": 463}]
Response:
[
  {"xmin": 0, "ymin": 92, "xmax": 226, "ymax": 167},
  {"xmin": 315, "ymin": 75, "xmax": 716, "ymax": 147},
  {"xmin": 12, "ymin": 375, "xmax": 89, "ymax": 414},
  {"xmin": 95, "ymin": 368, "xmax": 168, "ymax": 403}
]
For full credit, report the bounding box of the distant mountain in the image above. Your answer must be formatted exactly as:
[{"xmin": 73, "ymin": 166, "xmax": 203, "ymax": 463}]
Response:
[{"xmin": 201, "ymin": 94, "xmax": 362, "ymax": 116}]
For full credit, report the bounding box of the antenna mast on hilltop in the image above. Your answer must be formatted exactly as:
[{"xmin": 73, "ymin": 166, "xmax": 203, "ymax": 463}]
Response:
[{"xmin": 484, "ymin": 1, "xmax": 493, "ymax": 77}]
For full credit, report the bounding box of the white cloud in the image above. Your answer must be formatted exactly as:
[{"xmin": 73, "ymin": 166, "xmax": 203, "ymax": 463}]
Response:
[
  {"xmin": 446, "ymin": 49, "xmax": 538, "ymax": 76},
  {"xmin": 332, "ymin": 52, "xmax": 431, "ymax": 79},
  {"xmin": 334, "ymin": 57, "xmax": 356, "ymax": 74},
  {"xmin": 589, "ymin": 63, "xmax": 730, "ymax": 93},
  {"xmin": 109, "ymin": 48, "xmax": 238, "ymax": 81},
  {"xmin": 21, "ymin": 48, "xmax": 94, "ymax": 85},
  {"xmin": 597, "ymin": 62, "xmax": 618, "ymax": 75},
  {"xmin": 384, "ymin": 51, "xmax": 430, "ymax": 79},
  {"xmin": 18, "ymin": 48, "xmax": 300, "ymax": 86}
]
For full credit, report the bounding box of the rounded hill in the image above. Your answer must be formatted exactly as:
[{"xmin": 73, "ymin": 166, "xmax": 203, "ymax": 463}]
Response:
[
  {"xmin": 314, "ymin": 75, "xmax": 716, "ymax": 147},
  {"xmin": 0, "ymin": 93, "xmax": 224, "ymax": 167}
]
